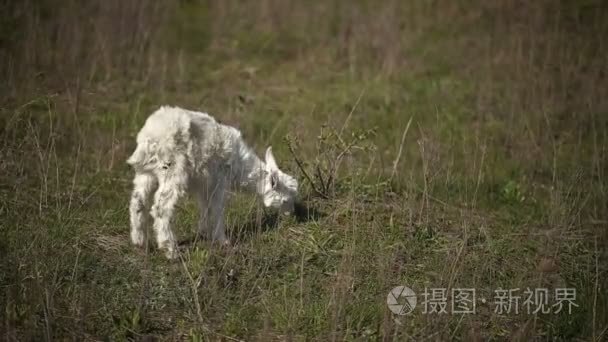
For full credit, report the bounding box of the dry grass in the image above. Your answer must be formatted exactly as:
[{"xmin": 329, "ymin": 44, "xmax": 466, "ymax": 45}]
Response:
[{"xmin": 1, "ymin": 0, "xmax": 607, "ymax": 340}]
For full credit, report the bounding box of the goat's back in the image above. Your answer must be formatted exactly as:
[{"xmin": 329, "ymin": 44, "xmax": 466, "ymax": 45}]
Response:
[{"xmin": 127, "ymin": 106, "xmax": 240, "ymax": 173}]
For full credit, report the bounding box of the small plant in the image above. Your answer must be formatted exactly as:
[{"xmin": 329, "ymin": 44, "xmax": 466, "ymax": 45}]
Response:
[
  {"xmin": 500, "ymin": 179, "xmax": 526, "ymax": 204},
  {"xmin": 285, "ymin": 124, "xmax": 377, "ymax": 199},
  {"xmin": 188, "ymin": 328, "xmax": 204, "ymax": 342},
  {"xmin": 111, "ymin": 307, "xmax": 142, "ymax": 340}
]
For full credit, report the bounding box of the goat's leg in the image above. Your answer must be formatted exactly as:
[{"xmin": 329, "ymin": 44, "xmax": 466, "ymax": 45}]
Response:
[
  {"xmin": 208, "ymin": 177, "xmax": 230, "ymax": 245},
  {"xmin": 129, "ymin": 172, "xmax": 158, "ymax": 247},
  {"xmin": 151, "ymin": 176, "xmax": 186, "ymax": 259},
  {"xmin": 196, "ymin": 191, "xmax": 211, "ymax": 239}
]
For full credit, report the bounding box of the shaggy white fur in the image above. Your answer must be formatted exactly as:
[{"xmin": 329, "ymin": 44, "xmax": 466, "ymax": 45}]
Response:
[{"xmin": 127, "ymin": 106, "xmax": 298, "ymax": 258}]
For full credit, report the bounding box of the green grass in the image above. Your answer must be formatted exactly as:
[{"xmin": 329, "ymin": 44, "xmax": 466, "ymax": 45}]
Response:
[{"xmin": 2, "ymin": 1, "xmax": 607, "ymax": 340}]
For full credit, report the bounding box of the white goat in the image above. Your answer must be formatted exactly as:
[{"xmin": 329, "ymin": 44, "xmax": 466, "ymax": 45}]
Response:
[{"xmin": 127, "ymin": 106, "xmax": 298, "ymax": 259}]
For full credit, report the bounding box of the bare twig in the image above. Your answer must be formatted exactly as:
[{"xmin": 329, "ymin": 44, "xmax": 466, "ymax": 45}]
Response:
[
  {"xmin": 389, "ymin": 116, "xmax": 413, "ymax": 183},
  {"xmin": 326, "ymin": 138, "xmax": 357, "ymax": 190},
  {"xmin": 473, "ymin": 142, "xmax": 487, "ymax": 207},
  {"xmin": 286, "ymin": 141, "xmax": 329, "ymax": 199},
  {"xmin": 315, "ymin": 164, "xmax": 327, "ymax": 193},
  {"xmin": 338, "ymin": 87, "xmax": 366, "ymax": 137}
]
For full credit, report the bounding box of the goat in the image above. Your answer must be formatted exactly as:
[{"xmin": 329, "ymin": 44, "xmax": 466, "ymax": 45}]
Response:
[{"xmin": 127, "ymin": 106, "xmax": 298, "ymax": 258}]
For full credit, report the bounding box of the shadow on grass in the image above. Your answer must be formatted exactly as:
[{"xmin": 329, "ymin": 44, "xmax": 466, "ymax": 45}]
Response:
[
  {"xmin": 293, "ymin": 200, "xmax": 325, "ymax": 222},
  {"xmin": 178, "ymin": 200, "xmax": 325, "ymax": 247},
  {"xmin": 232, "ymin": 200, "xmax": 325, "ymax": 243}
]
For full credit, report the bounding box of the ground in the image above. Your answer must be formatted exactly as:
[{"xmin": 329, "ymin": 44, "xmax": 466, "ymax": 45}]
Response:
[{"xmin": 1, "ymin": 1, "xmax": 607, "ymax": 340}]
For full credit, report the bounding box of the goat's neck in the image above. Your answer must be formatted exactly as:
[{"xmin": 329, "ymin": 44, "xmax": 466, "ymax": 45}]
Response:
[{"xmin": 233, "ymin": 140, "xmax": 266, "ymax": 195}]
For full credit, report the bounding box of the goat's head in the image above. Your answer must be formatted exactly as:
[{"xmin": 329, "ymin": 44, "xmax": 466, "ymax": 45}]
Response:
[{"xmin": 260, "ymin": 146, "xmax": 298, "ymax": 214}]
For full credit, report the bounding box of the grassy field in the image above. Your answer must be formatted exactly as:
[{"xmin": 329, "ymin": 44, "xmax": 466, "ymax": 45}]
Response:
[{"xmin": 1, "ymin": 1, "xmax": 607, "ymax": 340}]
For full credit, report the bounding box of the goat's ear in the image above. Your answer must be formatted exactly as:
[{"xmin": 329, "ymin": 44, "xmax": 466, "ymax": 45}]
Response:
[{"xmin": 265, "ymin": 146, "xmax": 278, "ymax": 170}]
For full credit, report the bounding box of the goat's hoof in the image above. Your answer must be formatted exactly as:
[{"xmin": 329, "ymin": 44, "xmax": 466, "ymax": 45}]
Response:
[
  {"xmin": 159, "ymin": 242, "xmax": 179, "ymax": 259},
  {"xmin": 213, "ymin": 238, "xmax": 231, "ymax": 247},
  {"xmin": 131, "ymin": 232, "xmax": 146, "ymax": 247},
  {"xmin": 164, "ymin": 248, "xmax": 179, "ymax": 260}
]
